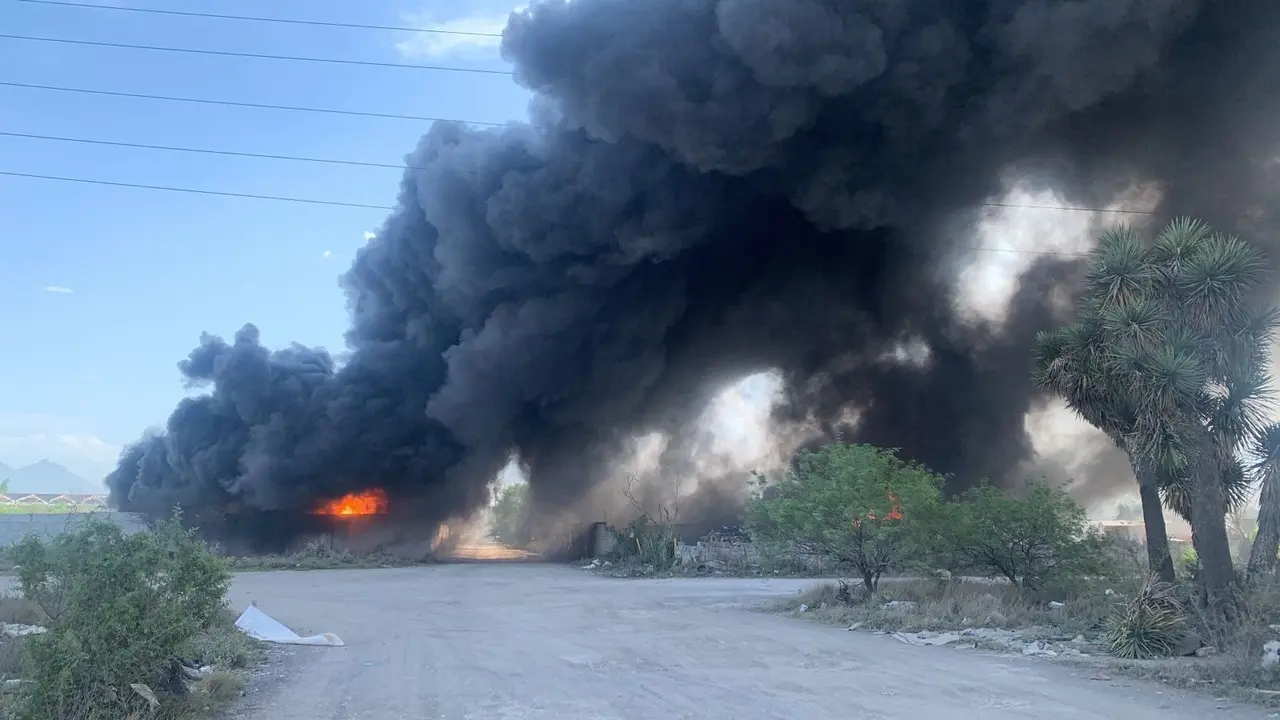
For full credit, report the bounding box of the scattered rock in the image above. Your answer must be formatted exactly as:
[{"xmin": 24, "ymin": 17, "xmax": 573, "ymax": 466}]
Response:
[
  {"xmin": 1048, "ymin": 601, "xmax": 1065, "ymax": 609},
  {"xmin": 1022, "ymin": 641, "xmax": 1058, "ymax": 657},
  {"xmin": 797, "ymin": 604, "xmax": 809, "ymax": 613},
  {"xmin": 1260, "ymin": 640, "xmax": 1280, "ymax": 669},
  {"xmin": 2, "ymin": 623, "xmax": 47, "ymax": 637},
  {"xmin": 1195, "ymin": 646, "xmax": 1218, "ymax": 658},
  {"xmin": 881, "ymin": 601, "xmax": 917, "ymax": 611}
]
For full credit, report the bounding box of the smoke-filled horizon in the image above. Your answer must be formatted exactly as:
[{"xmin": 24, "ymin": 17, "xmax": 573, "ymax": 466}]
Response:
[{"xmin": 107, "ymin": 0, "xmax": 1280, "ymax": 546}]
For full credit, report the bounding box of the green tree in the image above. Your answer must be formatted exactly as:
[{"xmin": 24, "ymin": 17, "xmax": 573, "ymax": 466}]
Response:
[
  {"xmin": 489, "ymin": 483, "xmax": 531, "ymax": 547},
  {"xmin": 745, "ymin": 443, "xmax": 943, "ymax": 595},
  {"xmin": 1034, "ymin": 218, "xmax": 1278, "ymax": 611},
  {"xmin": 937, "ymin": 481, "xmax": 1109, "ymax": 591}
]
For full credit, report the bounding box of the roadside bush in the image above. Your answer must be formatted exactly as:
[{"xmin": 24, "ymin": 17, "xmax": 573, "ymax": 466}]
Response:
[
  {"xmin": 1103, "ymin": 576, "xmax": 1188, "ymax": 659},
  {"xmin": 746, "ymin": 443, "xmax": 944, "ymax": 594},
  {"xmin": 10, "ymin": 512, "xmax": 231, "ymax": 719},
  {"xmin": 606, "ymin": 516, "xmax": 678, "ymax": 569},
  {"xmin": 935, "ymin": 481, "xmax": 1110, "ymax": 592}
]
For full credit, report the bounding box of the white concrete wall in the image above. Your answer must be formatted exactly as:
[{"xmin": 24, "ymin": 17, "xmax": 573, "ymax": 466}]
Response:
[{"xmin": 0, "ymin": 512, "xmax": 147, "ymax": 546}]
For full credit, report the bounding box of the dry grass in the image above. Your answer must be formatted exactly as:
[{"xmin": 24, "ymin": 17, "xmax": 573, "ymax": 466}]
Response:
[
  {"xmin": 777, "ymin": 575, "xmax": 1280, "ymax": 704},
  {"xmin": 774, "ymin": 577, "xmax": 1123, "ymax": 637},
  {"xmin": 227, "ymin": 541, "xmax": 425, "ymax": 571},
  {"xmin": 1109, "ymin": 579, "xmax": 1280, "ymax": 701},
  {"xmin": 151, "ymin": 670, "xmax": 248, "ymax": 719}
]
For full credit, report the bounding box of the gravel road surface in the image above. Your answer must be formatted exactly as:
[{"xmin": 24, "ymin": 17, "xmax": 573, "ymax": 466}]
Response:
[{"xmin": 224, "ymin": 564, "xmax": 1270, "ymax": 720}]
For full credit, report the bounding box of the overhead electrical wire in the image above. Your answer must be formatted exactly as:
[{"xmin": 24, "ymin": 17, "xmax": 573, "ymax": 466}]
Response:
[
  {"xmin": 0, "ymin": 130, "xmax": 427, "ymax": 171},
  {"xmin": 0, "ymin": 33, "xmax": 514, "ymax": 75},
  {"xmin": 13, "ymin": 0, "xmax": 506, "ymax": 37},
  {"xmin": 0, "ymin": 165, "xmax": 1146, "ymax": 254},
  {"xmin": 0, "ymin": 80, "xmax": 505, "ymax": 125},
  {"xmin": 0, "ymin": 170, "xmax": 395, "ymax": 210},
  {"xmin": 0, "ymin": 5, "xmax": 1150, "ymax": 253},
  {"xmin": 0, "ymin": 128, "xmax": 1163, "ymax": 221}
]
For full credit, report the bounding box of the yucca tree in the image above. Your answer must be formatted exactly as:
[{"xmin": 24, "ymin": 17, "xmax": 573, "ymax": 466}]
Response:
[
  {"xmin": 1247, "ymin": 423, "xmax": 1280, "ymax": 576},
  {"xmin": 1034, "ymin": 218, "xmax": 1279, "ymax": 611},
  {"xmin": 1033, "ymin": 307, "xmax": 1177, "ymax": 583}
]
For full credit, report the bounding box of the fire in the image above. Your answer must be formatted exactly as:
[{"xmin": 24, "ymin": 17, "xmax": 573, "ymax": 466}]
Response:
[{"xmin": 313, "ymin": 489, "xmax": 388, "ymax": 517}]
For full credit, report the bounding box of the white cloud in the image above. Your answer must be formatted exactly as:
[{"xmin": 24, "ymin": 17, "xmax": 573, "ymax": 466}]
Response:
[
  {"xmin": 322, "ymin": 250, "xmax": 334, "ymax": 259},
  {"xmin": 0, "ymin": 414, "xmax": 120, "ymax": 482},
  {"xmin": 43, "ymin": 285, "xmax": 73, "ymax": 294},
  {"xmin": 363, "ymin": 231, "xmax": 377, "ymax": 243},
  {"xmin": 0, "ymin": 432, "xmax": 119, "ymax": 483},
  {"xmin": 396, "ymin": 7, "xmax": 519, "ymax": 58}
]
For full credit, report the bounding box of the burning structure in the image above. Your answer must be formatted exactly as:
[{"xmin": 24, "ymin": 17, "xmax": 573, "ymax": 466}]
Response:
[{"xmin": 107, "ymin": 0, "xmax": 1280, "ymax": 550}]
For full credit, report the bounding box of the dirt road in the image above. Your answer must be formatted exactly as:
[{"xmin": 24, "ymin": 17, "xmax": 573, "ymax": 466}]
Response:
[{"xmin": 225, "ymin": 564, "xmax": 1268, "ymax": 720}]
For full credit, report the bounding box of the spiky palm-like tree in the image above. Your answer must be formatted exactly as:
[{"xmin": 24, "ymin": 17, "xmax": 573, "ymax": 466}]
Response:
[
  {"xmin": 1033, "ymin": 319, "xmax": 1176, "ymax": 582},
  {"xmin": 1247, "ymin": 423, "xmax": 1280, "ymax": 576},
  {"xmin": 1034, "ymin": 218, "xmax": 1279, "ymax": 611}
]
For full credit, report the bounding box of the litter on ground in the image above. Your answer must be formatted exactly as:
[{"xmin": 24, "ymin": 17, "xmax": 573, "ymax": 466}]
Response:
[{"xmin": 234, "ymin": 605, "xmax": 344, "ymax": 647}]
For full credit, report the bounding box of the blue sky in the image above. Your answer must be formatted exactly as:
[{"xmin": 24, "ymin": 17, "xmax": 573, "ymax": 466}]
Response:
[{"xmin": 0, "ymin": 0, "xmax": 531, "ymax": 482}]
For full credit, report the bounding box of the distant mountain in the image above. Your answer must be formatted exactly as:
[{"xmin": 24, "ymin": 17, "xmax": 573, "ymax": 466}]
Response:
[{"xmin": 0, "ymin": 459, "xmax": 102, "ymax": 495}]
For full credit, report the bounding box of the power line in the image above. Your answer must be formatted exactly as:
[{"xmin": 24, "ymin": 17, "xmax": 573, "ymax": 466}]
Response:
[
  {"xmin": 980, "ymin": 201, "xmax": 1154, "ymax": 216},
  {"xmin": 0, "ymin": 80, "xmax": 505, "ymax": 126},
  {"xmin": 0, "ymin": 170, "xmax": 394, "ymax": 210},
  {"xmin": 0, "ymin": 169, "xmax": 1147, "ymax": 255},
  {"xmin": 0, "ymin": 33, "xmax": 514, "ymax": 75},
  {"xmin": 0, "ymin": 130, "xmax": 417, "ymax": 171},
  {"xmin": 14, "ymin": 0, "xmax": 505, "ymax": 38},
  {"xmin": 0, "ymin": 131, "xmax": 1161, "ymax": 224}
]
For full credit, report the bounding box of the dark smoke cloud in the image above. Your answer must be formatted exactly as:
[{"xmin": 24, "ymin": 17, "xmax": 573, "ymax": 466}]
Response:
[{"xmin": 107, "ymin": 0, "xmax": 1280, "ymax": 546}]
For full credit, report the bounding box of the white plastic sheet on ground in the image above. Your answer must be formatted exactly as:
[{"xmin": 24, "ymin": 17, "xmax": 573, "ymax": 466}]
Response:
[{"xmin": 234, "ymin": 605, "xmax": 344, "ymax": 647}]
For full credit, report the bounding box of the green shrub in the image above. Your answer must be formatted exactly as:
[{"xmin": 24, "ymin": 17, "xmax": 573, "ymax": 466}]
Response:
[
  {"xmin": 746, "ymin": 443, "xmax": 944, "ymax": 594},
  {"xmin": 10, "ymin": 512, "xmax": 231, "ymax": 719},
  {"xmin": 934, "ymin": 480, "xmax": 1110, "ymax": 592},
  {"xmin": 1103, "ymin": 576, "xmax": 1188, "ymax": 659},
  {"xmin": 605, "ymin": 516, "xmax": 678, "ymax": 569}
]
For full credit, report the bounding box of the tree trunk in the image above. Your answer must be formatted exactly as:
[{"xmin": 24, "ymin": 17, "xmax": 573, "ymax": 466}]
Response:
[
  {"xmin": 1135, "ymin": 464, "xmax": 1176, "ymax": 583},
  {"xmin": 1187, "ymin": 437, "xmax": 1239, "ymax": 617},
  {"xmin": 1248, "ymin": 465, "xmax": 1280, "ymax": 578}
]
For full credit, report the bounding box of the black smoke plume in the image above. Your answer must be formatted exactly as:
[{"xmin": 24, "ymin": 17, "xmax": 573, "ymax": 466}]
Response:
[{"xmin": 107, "ymin": 0, "xmax": 1280, "ymax": 547}]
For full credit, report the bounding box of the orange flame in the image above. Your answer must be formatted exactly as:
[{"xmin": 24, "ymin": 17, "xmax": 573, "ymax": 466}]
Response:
[
  {"xmin": 313, "ymin": 489, "xmax": 388, "ymax": 517},
  {"xmin": 854, "ymin": 491, "xmax": 904, "ymax": 527}
]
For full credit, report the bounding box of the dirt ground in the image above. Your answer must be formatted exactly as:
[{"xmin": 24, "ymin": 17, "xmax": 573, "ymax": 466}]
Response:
[{"xmin": 223, "ymin": 564, "xmax": 1273, "ymax": 720}]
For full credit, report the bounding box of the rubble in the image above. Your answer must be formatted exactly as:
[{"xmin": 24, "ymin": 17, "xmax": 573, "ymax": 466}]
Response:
[
  {"xmin": 892, "ymin": 631, "xmax": 961, "ymax": 647},
  {"xmin": 1260, "ymin": 640, "xmax": 1280, "ymax": 669},
  {"xmin": 701, "ymin": 526, "xmax": 750, "ymax": 544},
  {"xmin": 1022, "ymin": 641, "xmax": 1058, "ymax": 657},
  {"xmin": 1, "ymin": 623, "xmax": 46, "ymax": 638}
]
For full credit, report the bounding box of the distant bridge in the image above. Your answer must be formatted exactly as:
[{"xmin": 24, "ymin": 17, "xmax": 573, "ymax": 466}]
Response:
[{"xmin": 0, "ymin": 493, "xmax": 108, "ymax": 509}]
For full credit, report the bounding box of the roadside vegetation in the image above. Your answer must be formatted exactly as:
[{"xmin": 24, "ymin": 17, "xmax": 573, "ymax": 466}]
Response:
[
  {"xmin": 488, "ymin": 483, "xmax": 532, "ymax": 548},
  {"xmin": 225, "ymin": 540, "xmax": 424, "ymax": 571},
  {"xmin": 0, "ymin": 513, "xmax": 262, "ymax": 719},
  {"xmin": 595, "ymin": 218, "xmax": 1280, "ymax": 700}
]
